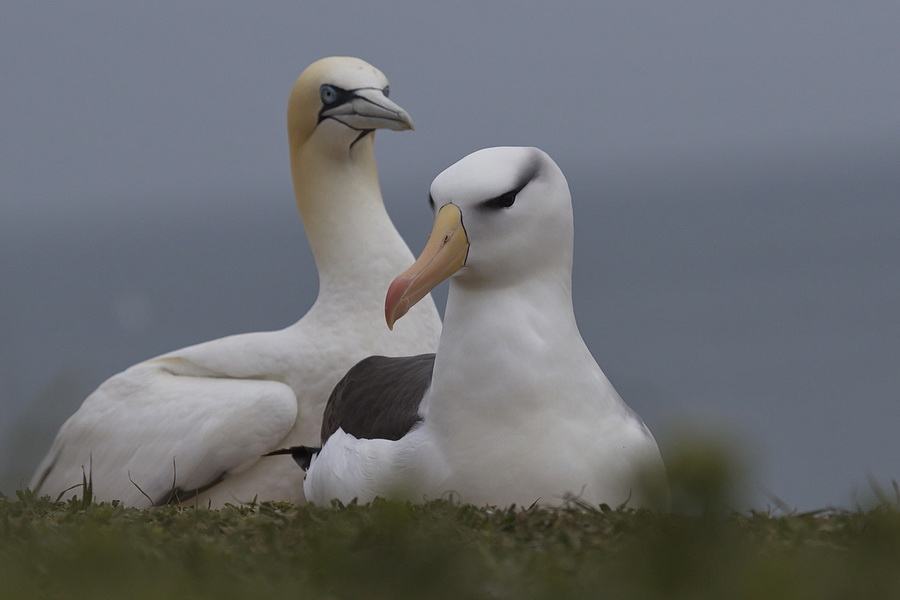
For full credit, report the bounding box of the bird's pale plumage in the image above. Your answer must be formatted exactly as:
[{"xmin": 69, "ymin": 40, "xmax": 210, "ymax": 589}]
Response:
[
  {"xmin": 30, "ymin": 57, "xmax": 442, "ymax": 507},
  {"xmin": 303, "ymin": 147, "xmax": 668, "ymax": 510}
]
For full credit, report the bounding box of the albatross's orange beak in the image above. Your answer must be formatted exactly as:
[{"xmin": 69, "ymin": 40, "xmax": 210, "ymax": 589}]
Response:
[{"xmin": 385, "ymin": 203, "xmax": 469, "ymax": 330}]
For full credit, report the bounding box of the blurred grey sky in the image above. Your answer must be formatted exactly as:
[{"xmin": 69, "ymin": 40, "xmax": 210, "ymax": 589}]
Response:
[{"xmin": 2, "ymin": 1, "xmax": 899, "ymax": 509}]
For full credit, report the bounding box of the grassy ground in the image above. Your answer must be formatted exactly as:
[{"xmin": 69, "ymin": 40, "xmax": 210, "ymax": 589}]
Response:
[{"xmin": 2, "ymin": 486, "xmax": 899, "ymax": 600}]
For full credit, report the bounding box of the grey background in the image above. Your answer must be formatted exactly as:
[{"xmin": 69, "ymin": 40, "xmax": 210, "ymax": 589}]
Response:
[{"xmin": 2, "ymin": 1, "xmax": 899, "ymax": 510}]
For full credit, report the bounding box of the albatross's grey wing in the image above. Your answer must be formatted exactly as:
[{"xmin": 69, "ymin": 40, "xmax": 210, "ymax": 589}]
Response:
[{"xmin": 320, "ymin": 353, "xmax": 435, "ymax": 444}]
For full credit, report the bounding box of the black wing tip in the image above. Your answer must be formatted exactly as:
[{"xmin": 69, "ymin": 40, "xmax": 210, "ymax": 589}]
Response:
[
  {"xmin": 264, "ymin": 446, "xmax": 320, "ymax": 471},
  {"xmin": 262, "ymin": 447, "xmax": 294, "ymax": 456}
]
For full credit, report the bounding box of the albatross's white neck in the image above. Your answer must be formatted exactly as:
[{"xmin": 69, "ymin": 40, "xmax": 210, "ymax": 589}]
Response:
[
  {"xmin": 290, "ymin": 134, "xmax": 415, "ymax": 304},
  {"xmin": 426, "ymin": 270, "xmax": 615, "ymax": 427}
]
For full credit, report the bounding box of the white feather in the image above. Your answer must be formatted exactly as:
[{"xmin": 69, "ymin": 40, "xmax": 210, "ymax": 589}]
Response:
[
  {"xmin": 306, "ymin": 147, "xmax": 668, "ymax": 509},
  {"xmin": 30, "ymin": 57, "xmax": 442, "ymax": 507}
]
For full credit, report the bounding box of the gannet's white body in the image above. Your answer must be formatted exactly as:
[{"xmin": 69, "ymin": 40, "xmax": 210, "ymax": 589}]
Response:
[
  {"xmin": 304, "ymin": 147, "xmax": 667, "ymax": 509},
  {"xmin": 30, "ymin": 57, "xmax": 442, "ymax": 507}
]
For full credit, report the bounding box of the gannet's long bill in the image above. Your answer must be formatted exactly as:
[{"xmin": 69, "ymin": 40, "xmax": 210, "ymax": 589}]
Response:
[
  {"xmin": 303, "ymin": 147, "xmax": 668, "ymax": 509},
  {"xmin": 29, "ymin": 57, "xmax": 442, "ymax": 507}
]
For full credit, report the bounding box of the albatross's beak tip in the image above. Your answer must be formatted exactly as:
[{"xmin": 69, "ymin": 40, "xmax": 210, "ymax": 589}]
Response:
[
  {"xmin": 383, "ymin": 203, "xmax": 469, "ymax": 331},
  {"xmin": 385, "ymin": 276, "xmax": 412, "ymax": 330}
]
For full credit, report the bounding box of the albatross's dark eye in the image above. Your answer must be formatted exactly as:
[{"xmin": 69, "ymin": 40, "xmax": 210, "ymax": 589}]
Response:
[
  {"xmin": 481, "ymin": 191, "xmax": 518, "ymax": 211},
  {"xmin": 382, "ymin": 86, "xmax": 390, "ymax": 98},
  {"xmin": 320, "ymin": 84, "xmax": 339, "ymax": 106}
]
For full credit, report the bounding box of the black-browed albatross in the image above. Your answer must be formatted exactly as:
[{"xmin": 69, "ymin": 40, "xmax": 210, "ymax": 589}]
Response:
[
  {"xmin": 289, "ymin": 146, "xmax": 668, "ymax": 509},
  {"xmin": 29, "ymin": 57, "xmax": 442, "ymax": 507}
]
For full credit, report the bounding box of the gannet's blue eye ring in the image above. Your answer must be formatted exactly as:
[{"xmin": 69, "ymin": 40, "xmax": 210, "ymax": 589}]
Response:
[
  {"xmin": 382, "ymin": 86, "xmax": 390, "ymax": 98},
  {"xmin": 320, "ymin": 84, "xmax": 338, "ymax": 106}
]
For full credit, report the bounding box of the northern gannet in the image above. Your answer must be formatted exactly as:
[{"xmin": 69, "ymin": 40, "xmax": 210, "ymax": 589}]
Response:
[
  {"xmin": 298, "ymin": 147, "xmax": 668, "ymax": 509},
  {"xmin": 30, "ymin": 57, "xmax": 442, "ymax": 507}
]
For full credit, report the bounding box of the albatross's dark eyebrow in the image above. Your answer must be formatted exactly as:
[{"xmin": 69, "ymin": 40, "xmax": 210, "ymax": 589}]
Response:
[
  {"xmin": 478, "ymin": 153, "xmax": 542, "ymax": 211},
  {"xmin": 515, "ymin": 152, "xmax": 542, "ymax": 191}
]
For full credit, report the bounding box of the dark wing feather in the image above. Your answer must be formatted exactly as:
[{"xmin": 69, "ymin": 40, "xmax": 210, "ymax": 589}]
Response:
[
  {"xmin": 320, "ymin": 353, "xmax": 436, "ymax": 444},
  {"xmin": 263, "ymin": 446, "xmax": 320, "ymax": 471}
]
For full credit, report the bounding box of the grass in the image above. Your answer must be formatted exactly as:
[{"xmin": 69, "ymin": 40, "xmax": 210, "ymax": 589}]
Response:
[{"xmin": 2, "ymin": 486, "xmax": 899, "ymax": 600}]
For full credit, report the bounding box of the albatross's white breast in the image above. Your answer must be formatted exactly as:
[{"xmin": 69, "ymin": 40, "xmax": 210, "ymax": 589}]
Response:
[{"xmin": 302, "ymin": 146, "xmax": 668, "ymax": 510}]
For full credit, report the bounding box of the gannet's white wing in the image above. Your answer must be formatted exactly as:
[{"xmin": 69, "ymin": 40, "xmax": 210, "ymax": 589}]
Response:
[
  {"xmin": 29, "ymin": 57, "xmax": 441, "ymax": 507},
  {"xmin": 31, "ymin": 355, "xmax": 297, "ymax": 507}
]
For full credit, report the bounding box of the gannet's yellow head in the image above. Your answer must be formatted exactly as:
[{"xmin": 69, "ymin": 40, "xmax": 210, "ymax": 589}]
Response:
[{"xmin": 287, "ymin": 57, "xmax": 413, "ymax": 154}]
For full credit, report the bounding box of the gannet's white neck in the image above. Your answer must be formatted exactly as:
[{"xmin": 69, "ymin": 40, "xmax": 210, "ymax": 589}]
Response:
[{"xmin": 290, "ymin": 132, "xmax": 413, "ymax": 303}]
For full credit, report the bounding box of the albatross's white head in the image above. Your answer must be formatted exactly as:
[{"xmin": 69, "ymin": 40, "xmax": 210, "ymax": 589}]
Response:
[
  {"xmin": 386, "ymin": 146, "xmax": 574, "ymax": 328},
  {"xmin": 287, "ymin": 56, "xmax": 413, "ymax": 157}
]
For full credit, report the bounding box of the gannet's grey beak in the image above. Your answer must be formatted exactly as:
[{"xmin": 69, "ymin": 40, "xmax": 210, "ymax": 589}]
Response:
[{"xmin": 320, "ymin": 88, "xmax": 414, "ymax": 131}]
